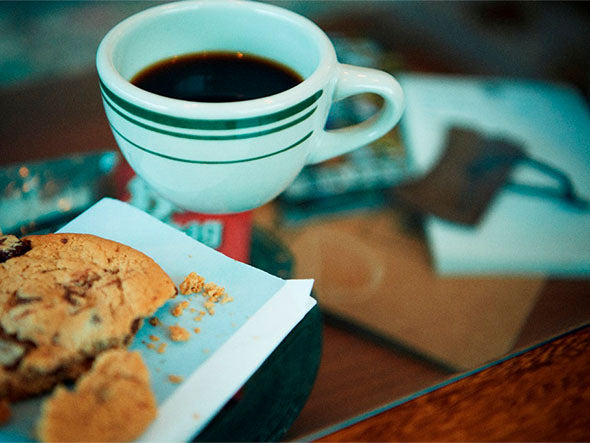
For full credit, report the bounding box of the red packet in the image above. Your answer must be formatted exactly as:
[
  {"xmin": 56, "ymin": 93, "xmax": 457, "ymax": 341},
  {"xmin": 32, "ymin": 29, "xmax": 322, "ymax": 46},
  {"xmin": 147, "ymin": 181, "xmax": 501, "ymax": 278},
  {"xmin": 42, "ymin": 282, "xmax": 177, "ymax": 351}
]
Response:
[
  {"xmin": 171, "ymin": 211, "xmax": 252, "ymax": 262},
  {"xmin": 114, "ymin": 159, "xmax": 252, "ymax": 263}
]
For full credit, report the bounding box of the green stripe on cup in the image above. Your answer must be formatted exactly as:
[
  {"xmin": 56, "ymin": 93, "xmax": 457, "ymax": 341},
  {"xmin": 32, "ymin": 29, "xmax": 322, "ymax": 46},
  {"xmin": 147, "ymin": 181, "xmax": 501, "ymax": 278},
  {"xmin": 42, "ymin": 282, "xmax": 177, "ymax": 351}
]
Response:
[
  {"xmin": 101, "ymin": 89, "xmax": 317, "ymax": 140},
  {"xmin": 110, "ymin": 124, "xmax": 314, "ymax": 164},
  {"xmin": 99, "ymin": 79, "xmax": 322, "ymax": 130}
]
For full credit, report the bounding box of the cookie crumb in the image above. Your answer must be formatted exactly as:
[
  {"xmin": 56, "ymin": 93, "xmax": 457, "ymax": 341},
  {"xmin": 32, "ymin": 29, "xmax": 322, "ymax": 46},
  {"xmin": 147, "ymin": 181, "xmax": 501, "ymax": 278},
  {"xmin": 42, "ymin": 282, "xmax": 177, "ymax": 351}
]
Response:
[
  {"xmin": 168, "ymin": 375, "xmax": 183, "ymax": 384},
  {"xmin": 220, "ymin": 293, "xmax": 234, "ymax": 304},
  {"xmin": 149, "ymin": 335, "xmax": 159, "ymax": 342},
  {"xmin": 169, "ymin": 325, "xmax": 190, "ymax": 342},
  {"xmin": 171, "ymin": 301, "xmax": 190, "ymax": 317},
  {"xmin": 179, "ymin": 272, "xmax": 205, "ymax": 295},
  {"xmin": 203, "ymin": 301, "xmax": 215, "ymax": 316},
  {"xmin": 203, "ymin": 282, "xmax": 225, "ymax": 302},
  {"xmin": 193, "ymin": 327, "xmax": 201, "ymax": 334},
  {"xmin": 157, "ymin": 343, "xmax": 167, "ymax": 354},
  {"xmin": 149, "ymin": 317, "xmax": 161, "ymax": 327},
  {"xmin": 146, "ymin": 343, "xmax": 156, "ymax": 350},
  {"xmin": 194, "ymin": 316, "xmax": 202, "ymax": 322}
]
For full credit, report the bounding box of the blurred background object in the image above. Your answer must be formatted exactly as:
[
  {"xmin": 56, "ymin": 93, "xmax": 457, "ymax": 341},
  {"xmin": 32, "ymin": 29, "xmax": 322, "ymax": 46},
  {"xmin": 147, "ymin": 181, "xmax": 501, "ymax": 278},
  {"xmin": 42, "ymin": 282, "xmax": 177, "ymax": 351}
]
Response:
[{"xmin": 1, "ymin": 1, "xmax": 589, "ymax": 99}]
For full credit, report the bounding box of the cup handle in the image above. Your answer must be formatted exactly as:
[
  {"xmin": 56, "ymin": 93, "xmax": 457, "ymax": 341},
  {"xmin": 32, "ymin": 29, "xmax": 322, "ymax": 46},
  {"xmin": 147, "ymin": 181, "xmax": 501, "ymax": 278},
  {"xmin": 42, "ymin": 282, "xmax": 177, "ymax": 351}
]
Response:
[{"xmin": 307, "ymin": 64, "xmax": 405, "ymax": 165}]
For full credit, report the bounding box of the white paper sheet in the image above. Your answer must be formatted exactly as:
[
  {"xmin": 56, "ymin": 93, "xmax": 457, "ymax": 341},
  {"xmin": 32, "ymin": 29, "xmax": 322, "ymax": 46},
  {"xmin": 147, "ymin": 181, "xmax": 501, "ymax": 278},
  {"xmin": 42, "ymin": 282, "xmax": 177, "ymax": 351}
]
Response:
[
  {"xmin": 399, "ymin": 74, "xmax": 590, "ymax": 276},
  {"xmin": 0, "ymin": 198, "xmax": 315, "ymax": 442}
]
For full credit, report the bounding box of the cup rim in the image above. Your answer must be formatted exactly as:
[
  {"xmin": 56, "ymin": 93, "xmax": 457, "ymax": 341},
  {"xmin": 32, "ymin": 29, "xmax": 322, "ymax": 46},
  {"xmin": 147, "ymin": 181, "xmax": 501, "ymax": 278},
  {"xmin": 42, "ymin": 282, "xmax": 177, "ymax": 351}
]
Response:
[{"xmin": 96, "ymin": 0, "xmax": 336, "ymax": 120}]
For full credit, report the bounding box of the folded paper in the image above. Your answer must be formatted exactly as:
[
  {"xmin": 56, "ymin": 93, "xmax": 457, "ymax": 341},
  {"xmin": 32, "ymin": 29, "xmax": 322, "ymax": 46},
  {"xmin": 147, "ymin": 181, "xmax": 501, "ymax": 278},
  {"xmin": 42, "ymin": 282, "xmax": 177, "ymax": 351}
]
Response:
[{"xmin": 0, "ymin": 198, "xmax": 315, "ymax": 442}]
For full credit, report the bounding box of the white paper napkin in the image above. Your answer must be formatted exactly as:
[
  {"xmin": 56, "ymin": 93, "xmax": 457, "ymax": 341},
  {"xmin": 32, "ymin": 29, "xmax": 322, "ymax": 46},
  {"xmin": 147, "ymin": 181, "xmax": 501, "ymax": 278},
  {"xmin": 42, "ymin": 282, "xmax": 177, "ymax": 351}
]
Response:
[{"xmin": 0, "ymin": 198, "xmax": 315, "ymax": 442}]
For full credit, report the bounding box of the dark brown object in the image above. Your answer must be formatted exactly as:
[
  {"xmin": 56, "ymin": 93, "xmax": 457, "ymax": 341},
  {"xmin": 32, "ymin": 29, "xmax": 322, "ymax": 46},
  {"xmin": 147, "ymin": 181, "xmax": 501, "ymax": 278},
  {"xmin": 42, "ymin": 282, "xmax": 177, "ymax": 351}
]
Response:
[
  {"xmin": 392, "ymin": 128, "xmax": 525, "ymax": 225},
  {"xmin": 0, "ymin": 236, "xmax": 31, "ymax": 263},
  {"xmin": 131, "ymin": 51, "xmax": 302, "ymax": 102},
  {"xmin": 0, "ymin": 399, "xmax": 10, "ymax": 424}
]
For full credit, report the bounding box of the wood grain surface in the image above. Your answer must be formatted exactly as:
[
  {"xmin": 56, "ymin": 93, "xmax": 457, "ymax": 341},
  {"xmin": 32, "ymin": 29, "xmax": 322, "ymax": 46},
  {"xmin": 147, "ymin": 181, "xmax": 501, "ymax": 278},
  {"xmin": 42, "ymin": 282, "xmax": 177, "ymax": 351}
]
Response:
[
  {"xmin": 317, "ymin": 326, "xmax": 590, "ymax": 442},
  {"xmin": 0, "ymin": 72, "xmax": 112, "ymax": 165}
]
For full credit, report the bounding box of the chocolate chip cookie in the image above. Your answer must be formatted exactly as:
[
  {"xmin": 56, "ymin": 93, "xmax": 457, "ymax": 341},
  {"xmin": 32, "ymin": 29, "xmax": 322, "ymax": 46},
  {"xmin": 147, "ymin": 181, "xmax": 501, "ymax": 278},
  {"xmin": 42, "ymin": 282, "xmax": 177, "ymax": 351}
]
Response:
[{"xmin": 0, "ymin": 233, "xmax": 177, "ymax": 400}]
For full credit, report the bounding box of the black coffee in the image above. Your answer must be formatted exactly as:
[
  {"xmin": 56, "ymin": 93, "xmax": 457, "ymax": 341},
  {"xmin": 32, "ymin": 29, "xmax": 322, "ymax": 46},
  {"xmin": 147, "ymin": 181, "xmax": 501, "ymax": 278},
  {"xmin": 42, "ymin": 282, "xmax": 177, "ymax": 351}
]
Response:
[{"xmin": 131, "ymin": 51, "xmax": 303, "ymax": 102}]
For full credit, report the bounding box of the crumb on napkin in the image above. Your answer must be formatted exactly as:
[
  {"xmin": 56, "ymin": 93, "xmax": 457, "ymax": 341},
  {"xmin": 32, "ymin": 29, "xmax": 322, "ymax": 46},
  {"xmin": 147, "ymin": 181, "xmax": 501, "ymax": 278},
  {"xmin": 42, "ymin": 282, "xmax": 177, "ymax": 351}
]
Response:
[
  {"xmin": 168, "ymin": 375, "xmax": 183, "ymax": 384},
  {"xmin": 171, "ymin": 301, "xmax": 190, "ymax": 317},
  {"xmin": 179, "ymin": 272, "xmax": 204, "ymax": 295},
  {"xmin": 169, "ymin": 325, "xmax": 190, "ymax": 342}
]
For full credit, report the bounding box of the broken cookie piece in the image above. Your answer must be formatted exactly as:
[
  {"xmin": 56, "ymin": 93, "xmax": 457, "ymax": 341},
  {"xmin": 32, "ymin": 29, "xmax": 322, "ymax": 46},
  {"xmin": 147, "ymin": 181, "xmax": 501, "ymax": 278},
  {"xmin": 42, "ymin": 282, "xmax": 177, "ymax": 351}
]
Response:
[{"xmin": 36, "ymin": 349, "xmax": 157, "ymax": 442}]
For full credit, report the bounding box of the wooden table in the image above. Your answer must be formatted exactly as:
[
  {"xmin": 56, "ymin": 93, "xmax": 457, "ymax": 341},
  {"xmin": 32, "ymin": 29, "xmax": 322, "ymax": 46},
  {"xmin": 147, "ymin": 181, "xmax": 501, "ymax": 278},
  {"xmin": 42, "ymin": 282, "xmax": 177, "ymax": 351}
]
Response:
[
  {"xmin": 318, "ymin": 324, "xmax": 590, "ymax": 442},
  {"xmin": 2, "ymin": 70, "xmax": 590, "ymax": 442}
]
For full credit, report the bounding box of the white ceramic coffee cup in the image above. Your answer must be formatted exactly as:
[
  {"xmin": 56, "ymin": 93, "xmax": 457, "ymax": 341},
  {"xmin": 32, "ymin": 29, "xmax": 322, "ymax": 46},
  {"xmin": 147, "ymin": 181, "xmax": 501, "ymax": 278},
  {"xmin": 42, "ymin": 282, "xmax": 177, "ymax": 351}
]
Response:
[{"xmin": 96, "ymin": 0, "xmax": 404, "ymax": 214}]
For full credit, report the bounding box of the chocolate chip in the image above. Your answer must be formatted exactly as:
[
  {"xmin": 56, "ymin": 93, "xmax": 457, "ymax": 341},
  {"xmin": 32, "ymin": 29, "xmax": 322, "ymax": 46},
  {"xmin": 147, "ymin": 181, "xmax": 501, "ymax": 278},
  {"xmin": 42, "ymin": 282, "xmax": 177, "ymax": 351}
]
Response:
[
  {"xmin": 10, "ymin": 291, "xmax": 42, "ymax": 306},
  {"xmin": 103, "ymin": 277, "xmax": 122, "ymax": 290},
  {"xmin": 0, "ymin": 236, "xmax": 31, "ymax": 263},
  {"xmin": 91, "ymin": 314, "xmax": 102, "ymax": 324},
  {"xmin": 122, "ymin": 318, "xmax": 143, "ymax": 346},
  {"xmin": 64, "ymin": 289, "xmax": 86, "ymax": 307},
  {"xmin": 130, "ymin": 318, "xmax": 142, "ymax": 335},
  {"xmin": 71, "ymin": 271, "xmax": 100, "ymax": 289},
  {"xmin": 60, "ymin": 238, "xmax": 68, "ymax": 244},
  {"xmin": 63, "ymin": 271, "xmax": 101, "ymax": 302}
]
